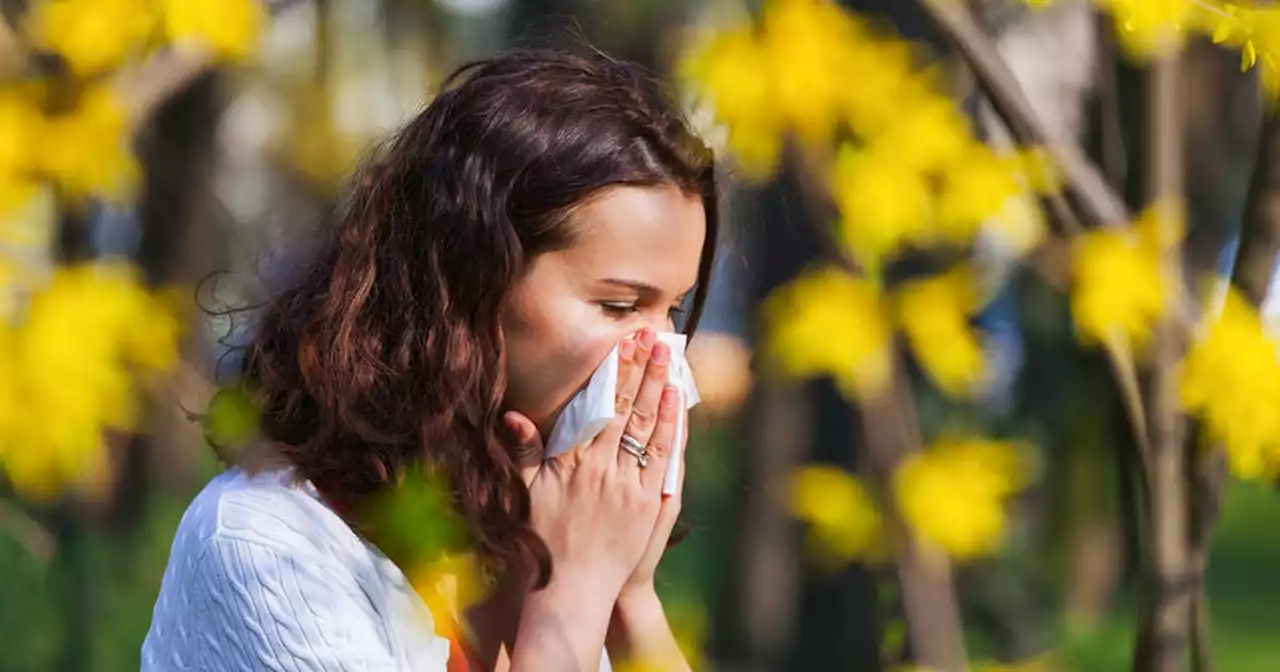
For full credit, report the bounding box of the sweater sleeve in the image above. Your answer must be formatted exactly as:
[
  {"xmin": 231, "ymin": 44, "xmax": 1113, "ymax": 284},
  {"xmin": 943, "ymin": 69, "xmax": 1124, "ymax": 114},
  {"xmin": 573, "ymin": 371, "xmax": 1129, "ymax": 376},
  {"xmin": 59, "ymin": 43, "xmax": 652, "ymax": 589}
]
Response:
[{"xmin": 143, "ymin": 533, "xmax": 437, "ymax": 672}]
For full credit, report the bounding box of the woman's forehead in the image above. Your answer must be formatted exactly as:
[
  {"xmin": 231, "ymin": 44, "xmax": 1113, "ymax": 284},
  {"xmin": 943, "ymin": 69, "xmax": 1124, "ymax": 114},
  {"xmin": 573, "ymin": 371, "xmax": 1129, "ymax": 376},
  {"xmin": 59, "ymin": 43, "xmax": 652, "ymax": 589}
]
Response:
[{"xmin": 559, "ymin": 185, "xmax": 706, "ymax": 288}]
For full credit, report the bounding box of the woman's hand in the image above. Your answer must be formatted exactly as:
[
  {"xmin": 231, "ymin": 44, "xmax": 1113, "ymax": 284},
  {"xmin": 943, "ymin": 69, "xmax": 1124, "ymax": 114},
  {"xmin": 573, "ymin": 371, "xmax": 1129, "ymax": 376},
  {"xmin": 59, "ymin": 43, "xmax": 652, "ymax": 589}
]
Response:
[
  {"xmin": 505, "ymin": 328, "xmax": 681, "ymax": 671},
  {"xmin": 603, "ymin": 409, "xmax": 689, "ymax": 670},
  {"xmin": 615, "ymin": 394, "xmax": 687, "ymax": 598}
]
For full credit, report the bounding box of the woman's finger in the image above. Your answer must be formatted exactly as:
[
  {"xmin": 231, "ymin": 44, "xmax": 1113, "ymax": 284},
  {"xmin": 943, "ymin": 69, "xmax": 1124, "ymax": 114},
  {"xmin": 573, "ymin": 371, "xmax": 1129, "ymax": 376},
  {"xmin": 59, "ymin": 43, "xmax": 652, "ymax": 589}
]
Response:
[
  {"xmin": 637, "ymin": 385, "xmax": 679, "ymax": 491},
  {"xmin": 588, "ymin": 329, "xmax": 653, "ymax": 469},
  {"xmin": 662, "ymin": 405, "xmax": 690, "ymax": 500},
  {"xmin": 618, "ymin": 340, "xmax": 669, "ymax": 471},
  {"xmin": 614, "ymin": 331, "xmax": 654, "ymax": 418},
  {"xmin": 503, "ymin": 410, "xmax": 544, "ymax": 487}
]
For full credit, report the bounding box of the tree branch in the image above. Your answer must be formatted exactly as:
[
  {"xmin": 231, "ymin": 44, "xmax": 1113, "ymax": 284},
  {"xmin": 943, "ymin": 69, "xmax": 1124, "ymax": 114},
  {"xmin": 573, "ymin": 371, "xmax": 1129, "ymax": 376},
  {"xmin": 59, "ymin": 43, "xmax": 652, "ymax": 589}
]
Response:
[
  {"xmin": 1134, "ymin": 51, "xmax": 1193, "ymax": 672},
  {"xmin": 859, "ymin": 361, "xmax": 966, "ymax": 672},
  {"xmin": 1232, "ymin": 110, "xmax": 1280, "ymax": 306},
  {"xmin": 0, "ymin": 498, "xmax": 56, "ymax": 561},
  {"xmin": 918, "ymin": 0, "xmax": 1128, "ymax": 228},
  {"xmin": 119, "ymin": 0, "xmax": 312, "ymax": 128}
]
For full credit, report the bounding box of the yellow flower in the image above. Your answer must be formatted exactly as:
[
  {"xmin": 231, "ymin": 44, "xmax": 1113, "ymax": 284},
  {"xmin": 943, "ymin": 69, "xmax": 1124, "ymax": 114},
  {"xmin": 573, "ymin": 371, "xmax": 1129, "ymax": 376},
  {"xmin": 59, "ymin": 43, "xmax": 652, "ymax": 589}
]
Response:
[
  {"xmin": 41, "ymin": 87, "xmax": 139, "ymax": 201},
  {"xmin": 408, "ymin": 551, "xmax": 486, "ymax": 640},
  {"xmin": 0, "ymin": 263, "xmax": 182, "ymax": 501},
  {"xmin": 27, "ymin": 0, "xmax": 157, "ymax": 76},
  {"xmin": 832, "ymin": 144, "xmax": 932, "ymax": 267},
  {"xmin": 760, "ymin": 0, "xmax": 864, "ymax": 147},
  {"xmin": 762, "ymin": 267, "xmax": 893, "ymax": 400},
  {"xmin": 895, "ymin": 269, "xmax": 987, "ymax": 397},
  {"xmin": 1071, "ymin": 202, "xmax": 1180, "ymax": 349},
  {"xmin": 679, "ymin": 23, "xmax": 783, "ymax": 180},
  {"xmin": 1180, "ymin": 289, "xmax": 1280, "ymax": 479},
  {"xmin": 0, "ymin": 91, "xmax": 41, "ymax": 177},
  {"xmin": 894, "ymin": 439, "xmax": 1031, "ymax": 560},
  {"xmin": 0, "ymin": 90, "xmax": 43, "ymax": 213},
  {"xmin": 791, "ymin": 465, "xmax": 882, "ymax": 566},
  {"xmin": 840, "ymin": 38, "xmax": 929, "ymax": 136},
  {"xmin": 935, "ymin": 143, "xmax": 1043, "ymax": 246},
  {"xmin": 161, "ymin": 0, "xmax": 266, "ymax": 62},
  {"xmin": 1097, "ymin": 0, "xmax": 1197, "ymax": 58},
  {"xmin": 864, "ymin": 95, "xmax": 973, "ymax": 176},
  {"xmin": 1206, "ymin": 5, "xmax": 1280, "ymax": 99}
]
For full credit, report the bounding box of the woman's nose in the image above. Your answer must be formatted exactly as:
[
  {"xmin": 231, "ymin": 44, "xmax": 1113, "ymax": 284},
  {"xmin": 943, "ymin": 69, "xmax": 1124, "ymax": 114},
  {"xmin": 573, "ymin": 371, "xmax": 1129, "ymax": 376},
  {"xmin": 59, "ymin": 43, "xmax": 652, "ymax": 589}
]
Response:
[{"xmin": 642, "ymin": 312, "xmax": 674, "ymax": 335}]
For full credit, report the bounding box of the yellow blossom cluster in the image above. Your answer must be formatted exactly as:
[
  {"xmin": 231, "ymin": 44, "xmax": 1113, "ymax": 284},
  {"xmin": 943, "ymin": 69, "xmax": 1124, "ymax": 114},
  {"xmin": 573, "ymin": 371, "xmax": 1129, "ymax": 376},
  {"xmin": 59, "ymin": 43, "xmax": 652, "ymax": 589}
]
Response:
[
  {"xmin": 790, "ymin": 463, "xmax": 884, "ymax": 566},
  {"xmin": 0, "ymin": 1, "xmax": 267, "ymax": 502},
  {"xmin": 1180, "ymin": 289, "xmax": 1280, "ymax": 480},
  {"xmin": 1071, "ymin": 202, "xmax": 1182, "ymax": 350},
  {"xmin": 0, "ymin": 0, "xmax": 267, "ymax": 210},
  {"xmin": 1026, "ymin": 0, "xmax": 1280, "ymax": 97},
  {"xmin": 408, "ymin": 550, "xmax": 487, "ymax": 642},
  {"xmin": 761, "ymin": 267, "xmax": 894, "ymax": 400},
  {"xmin": 789, "ymin": 438, "xmax": 1031, "ymax": 565},
  {"xmin": 0, "ymin": 85, "xmax": 137, "ymax": 210},
  {"xmin": 681, "ymin": 0, "xmax": 1058, "ymax": 271},
  {"xmin": 0, "ymin": 262, "xmax": 181, "ymax": 500},
  {"xmin": 894, "ymin": 439, "xmax": 1032, "ymax": 560},
  {"xmin": 689, "ymin": 1, "xmax": 1050, "ymax": 403},
  {"xmin": 763, "ymin": 265, "xmax": 988, "ymax": 402},
  {"xmin": 28, "ymin": 0, "xmax": 266, "ymax": 76}
]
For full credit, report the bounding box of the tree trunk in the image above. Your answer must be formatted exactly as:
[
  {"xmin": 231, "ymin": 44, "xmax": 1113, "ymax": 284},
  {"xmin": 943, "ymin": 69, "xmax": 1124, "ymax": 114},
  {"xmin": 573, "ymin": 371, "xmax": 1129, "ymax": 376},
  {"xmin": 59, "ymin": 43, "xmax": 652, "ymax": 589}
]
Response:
[{"xmin": 120, "ymin": 71, "xmax": 225, "ymax": 510}]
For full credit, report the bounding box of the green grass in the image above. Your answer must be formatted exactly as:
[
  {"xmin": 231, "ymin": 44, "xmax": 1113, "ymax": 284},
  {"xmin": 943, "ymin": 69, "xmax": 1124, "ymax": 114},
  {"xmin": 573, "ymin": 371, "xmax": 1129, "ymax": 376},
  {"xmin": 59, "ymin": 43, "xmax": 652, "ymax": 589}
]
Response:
[{"xmin": 1062, "ymin": 481, "xmax": 1280, "ymax": 672}]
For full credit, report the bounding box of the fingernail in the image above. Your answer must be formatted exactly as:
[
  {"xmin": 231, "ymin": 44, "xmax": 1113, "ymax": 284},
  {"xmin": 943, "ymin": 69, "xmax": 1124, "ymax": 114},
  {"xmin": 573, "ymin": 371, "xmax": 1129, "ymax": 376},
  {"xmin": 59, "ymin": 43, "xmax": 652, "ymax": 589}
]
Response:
[
  {"xmin": 619, "ymin": 339, "xmax": 636, "ymax": 360},
  {"xmin": 653, "ymin": 342, "xmax": 670, "ymax": 364},
  {"xmin": 638, "ymin": 328, "xmax": 656, "ymax": 349}
]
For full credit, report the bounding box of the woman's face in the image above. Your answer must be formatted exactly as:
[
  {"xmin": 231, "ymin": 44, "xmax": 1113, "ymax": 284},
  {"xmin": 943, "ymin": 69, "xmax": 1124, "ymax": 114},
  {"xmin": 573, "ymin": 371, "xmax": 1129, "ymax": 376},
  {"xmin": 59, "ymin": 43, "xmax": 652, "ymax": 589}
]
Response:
[{"xmin": 500, "ymin": 184, "xmax": 707, "ymax": 437}]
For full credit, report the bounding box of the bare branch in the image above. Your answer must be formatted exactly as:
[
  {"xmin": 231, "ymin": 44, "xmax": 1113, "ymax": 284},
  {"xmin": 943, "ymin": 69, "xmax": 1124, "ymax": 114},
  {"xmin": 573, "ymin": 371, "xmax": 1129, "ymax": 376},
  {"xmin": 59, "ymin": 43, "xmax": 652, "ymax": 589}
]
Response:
[
  {"xmin": 0, "ymin": 499, "xmax": 56, "ymax": 561},
  {"xmin": 1232, "ymin": 111, "xmax": 1280, "ymax": 305},
  {"xmin": 859, "ymin": 363, "xmax": 966, "ymax": 672},
  {"xmin": 919, "ymin": 0, "xmax": 1129, "ymax": 228},
  {"xmin": 118, "ymin": 46, "xmax": 217, "ymax": 129},
  {"xmin": 1135, "ymin": 51, "xmax": 1193, "ymax": 672},
  {"xmin": 119, "ymin": 0, "xmax": 312, "ymax": 129}
]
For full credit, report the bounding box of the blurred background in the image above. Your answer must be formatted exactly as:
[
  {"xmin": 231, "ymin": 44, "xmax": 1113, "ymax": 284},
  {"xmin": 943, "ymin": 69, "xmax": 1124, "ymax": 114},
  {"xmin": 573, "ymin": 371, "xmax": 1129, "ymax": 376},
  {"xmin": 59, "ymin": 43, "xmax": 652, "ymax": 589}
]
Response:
[{"xmin": 1, "ymin": 0, "xmax": 1278, "ymax": 670}]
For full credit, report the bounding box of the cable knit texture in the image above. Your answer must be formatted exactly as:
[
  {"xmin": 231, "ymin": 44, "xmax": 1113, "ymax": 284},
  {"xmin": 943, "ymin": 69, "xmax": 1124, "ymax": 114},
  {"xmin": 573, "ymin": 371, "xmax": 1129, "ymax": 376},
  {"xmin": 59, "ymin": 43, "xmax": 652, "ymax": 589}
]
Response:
[{"xmin": 141, "ymin": 468, "xmax": 452, "ymax": 671}]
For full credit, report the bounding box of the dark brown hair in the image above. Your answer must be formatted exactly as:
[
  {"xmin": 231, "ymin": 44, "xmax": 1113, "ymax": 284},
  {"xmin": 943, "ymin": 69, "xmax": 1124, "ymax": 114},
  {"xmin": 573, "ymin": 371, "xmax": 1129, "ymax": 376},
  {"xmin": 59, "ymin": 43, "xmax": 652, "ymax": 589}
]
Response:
[{"xmin": 239, "ymin": 47, "xmax": 718, "ymax": 586}]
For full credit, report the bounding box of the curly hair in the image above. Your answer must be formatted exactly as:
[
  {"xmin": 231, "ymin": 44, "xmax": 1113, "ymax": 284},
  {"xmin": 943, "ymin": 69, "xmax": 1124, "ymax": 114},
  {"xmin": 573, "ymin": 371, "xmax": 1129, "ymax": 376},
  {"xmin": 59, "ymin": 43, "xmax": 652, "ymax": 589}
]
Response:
[{"xmin": 238, "ymin": 47, "xmax": 719, "ymax": 587}]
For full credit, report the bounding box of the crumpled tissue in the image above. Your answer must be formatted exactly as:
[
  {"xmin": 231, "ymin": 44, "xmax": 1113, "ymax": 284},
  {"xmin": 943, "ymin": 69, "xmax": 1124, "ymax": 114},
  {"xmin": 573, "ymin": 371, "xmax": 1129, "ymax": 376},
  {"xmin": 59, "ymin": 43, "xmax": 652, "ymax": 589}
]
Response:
[{"xmin": 542, "ymin": 332, "xmax": 699, "ymax": 495}]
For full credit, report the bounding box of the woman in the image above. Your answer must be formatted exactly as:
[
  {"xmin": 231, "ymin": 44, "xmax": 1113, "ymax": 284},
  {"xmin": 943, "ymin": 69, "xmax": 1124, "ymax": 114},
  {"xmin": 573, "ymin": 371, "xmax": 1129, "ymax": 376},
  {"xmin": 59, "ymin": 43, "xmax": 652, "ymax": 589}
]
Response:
[{"xmin": 141, "ymin": 46, "xmax": 717, "ymax": 672}]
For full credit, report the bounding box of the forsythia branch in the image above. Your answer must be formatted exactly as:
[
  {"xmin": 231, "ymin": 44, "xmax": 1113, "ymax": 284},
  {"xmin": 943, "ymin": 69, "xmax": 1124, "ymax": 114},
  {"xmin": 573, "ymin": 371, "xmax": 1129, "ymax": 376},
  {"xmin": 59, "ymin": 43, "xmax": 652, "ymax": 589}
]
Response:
[
  {"xmin": 858, "ymin": 362, "xmax": 966, "ymax": 672},
  {"xmin": 1135, "ymin": 51, "xmax": 1193, "ymax": 672},
  {"xmin": 918, "ymin": 0, "xmax": 1129, "ymax": 228}
]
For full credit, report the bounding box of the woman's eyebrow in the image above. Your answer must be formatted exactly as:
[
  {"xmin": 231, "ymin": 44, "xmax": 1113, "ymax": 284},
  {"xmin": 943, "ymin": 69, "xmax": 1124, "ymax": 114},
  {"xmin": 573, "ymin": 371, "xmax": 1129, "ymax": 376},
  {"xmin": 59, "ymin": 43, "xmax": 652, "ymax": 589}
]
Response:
[
  {"xmin": 599, "ymin": 278, "xmax": 661, "ymax": 295},
  {"xmin": 599, "ymin": 278, "xmax": 695, "ymax": 301}
]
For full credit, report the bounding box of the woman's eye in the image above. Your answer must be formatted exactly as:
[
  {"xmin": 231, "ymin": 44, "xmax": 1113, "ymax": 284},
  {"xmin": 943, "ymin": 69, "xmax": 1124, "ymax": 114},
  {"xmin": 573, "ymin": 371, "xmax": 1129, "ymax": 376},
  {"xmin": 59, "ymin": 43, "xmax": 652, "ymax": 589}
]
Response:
[{"xmin": 601, "ymin": 303, "xmax": 637, "ymax": 317}]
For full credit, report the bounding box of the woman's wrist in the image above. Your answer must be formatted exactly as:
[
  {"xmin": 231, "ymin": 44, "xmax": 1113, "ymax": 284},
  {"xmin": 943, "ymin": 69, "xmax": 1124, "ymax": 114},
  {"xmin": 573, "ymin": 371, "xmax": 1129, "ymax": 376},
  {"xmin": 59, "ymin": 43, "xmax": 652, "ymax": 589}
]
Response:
[
  {"xmin": 607, "ymin": 587, "xmax": 689, "ymax": 670},
  {"xmin": 511, "ymin": 576, "xmax": 616, "ymax": 671},
  {"xmin": 614, "ymin": 584, "xmax": 663, "ymax": 623}
]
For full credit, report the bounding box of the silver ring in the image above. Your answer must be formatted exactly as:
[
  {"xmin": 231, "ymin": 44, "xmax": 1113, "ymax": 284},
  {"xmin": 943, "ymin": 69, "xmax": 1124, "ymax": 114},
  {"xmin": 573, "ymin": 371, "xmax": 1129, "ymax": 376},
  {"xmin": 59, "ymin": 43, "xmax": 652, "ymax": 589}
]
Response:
[{"xmin": 619, "ymin": 434, "xmax": 649, "ymax": 468}]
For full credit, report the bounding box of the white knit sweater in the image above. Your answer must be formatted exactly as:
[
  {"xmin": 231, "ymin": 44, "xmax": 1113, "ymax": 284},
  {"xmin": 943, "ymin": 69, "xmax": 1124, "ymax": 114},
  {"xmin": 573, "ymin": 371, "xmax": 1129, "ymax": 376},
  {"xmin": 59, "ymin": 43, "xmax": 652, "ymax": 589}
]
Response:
[{"xmin": 141, "ymin": 468, "xmax": 452, "ymax": 671}]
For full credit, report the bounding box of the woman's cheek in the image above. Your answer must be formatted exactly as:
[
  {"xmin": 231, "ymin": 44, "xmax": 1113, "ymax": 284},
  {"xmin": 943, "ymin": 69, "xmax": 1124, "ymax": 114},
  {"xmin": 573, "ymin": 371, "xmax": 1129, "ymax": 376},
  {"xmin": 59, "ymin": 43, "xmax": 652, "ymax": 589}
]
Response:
[{"xmin": 535, "ymin": 325, "xmax": 634, "ymax": 424}]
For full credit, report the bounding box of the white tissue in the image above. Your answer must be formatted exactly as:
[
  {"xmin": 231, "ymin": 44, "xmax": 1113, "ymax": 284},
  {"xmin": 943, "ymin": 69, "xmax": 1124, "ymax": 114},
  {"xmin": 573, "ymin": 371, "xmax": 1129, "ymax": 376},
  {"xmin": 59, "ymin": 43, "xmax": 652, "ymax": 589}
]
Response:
[{"xmin": 542, "ymin": 332, "xmax": 699, "ymax": 495}]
